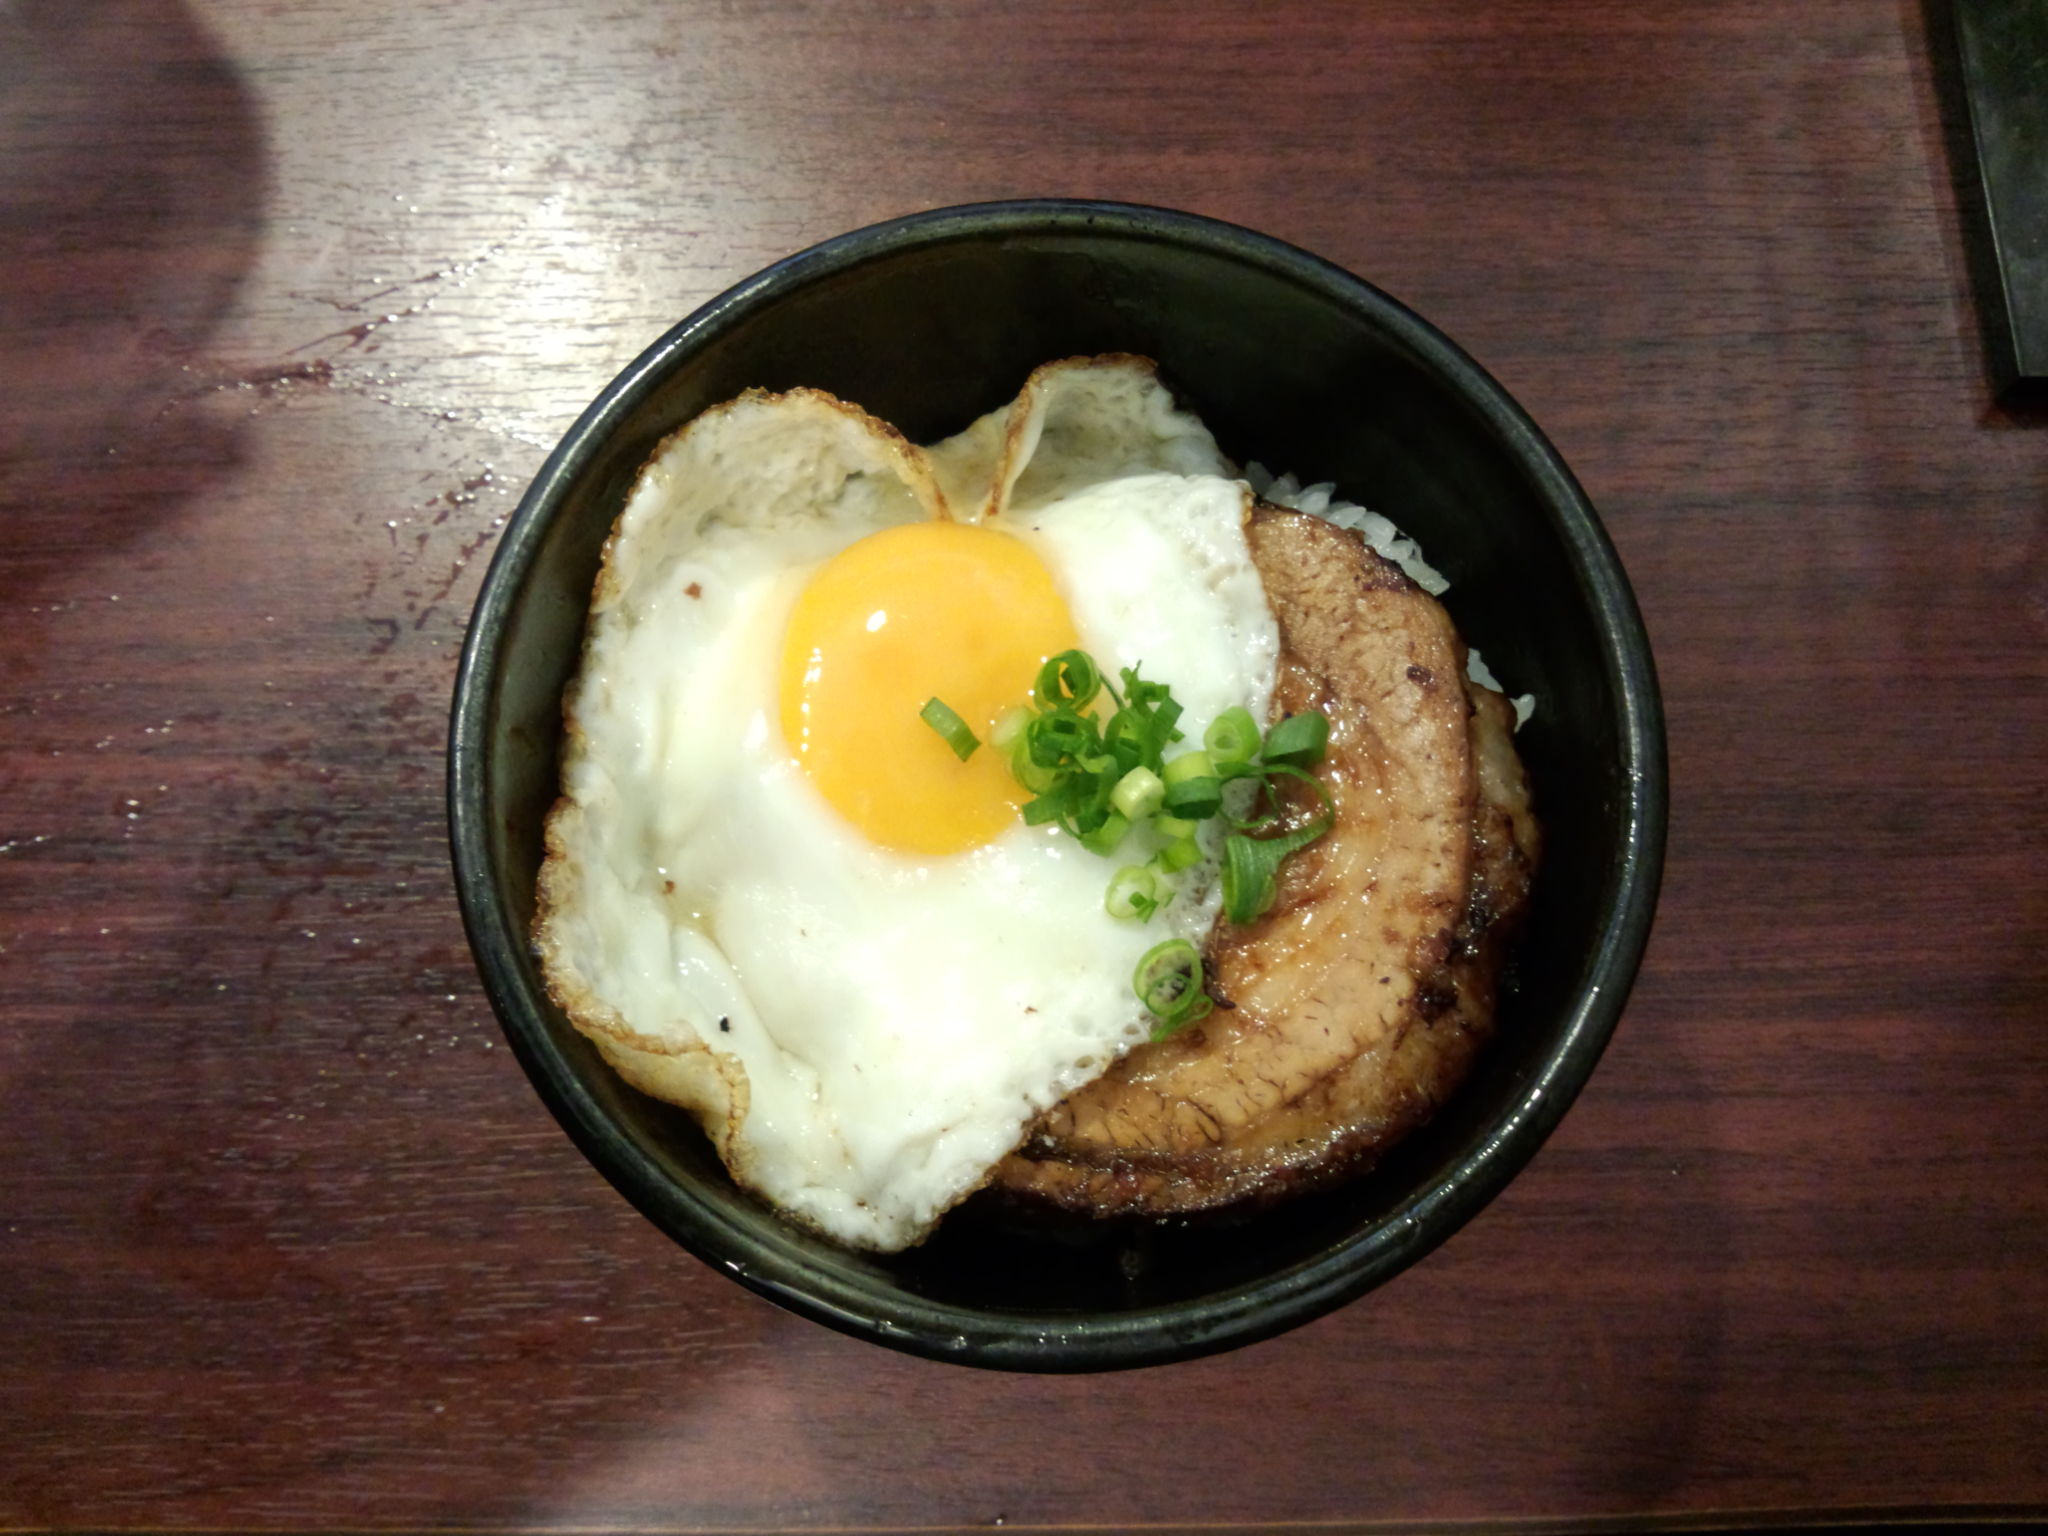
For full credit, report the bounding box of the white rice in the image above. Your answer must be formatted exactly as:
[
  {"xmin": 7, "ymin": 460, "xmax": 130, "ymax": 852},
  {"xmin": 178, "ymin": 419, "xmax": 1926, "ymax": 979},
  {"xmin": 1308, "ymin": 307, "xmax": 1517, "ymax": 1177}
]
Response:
[{"xmin": 1244, "ymin": 462, "xmax": 1535, "ymax": 728}]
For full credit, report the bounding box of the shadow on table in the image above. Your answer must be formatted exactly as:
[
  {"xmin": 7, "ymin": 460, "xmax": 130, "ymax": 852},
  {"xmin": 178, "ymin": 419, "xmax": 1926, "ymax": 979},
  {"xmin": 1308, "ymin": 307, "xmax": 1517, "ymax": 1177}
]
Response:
[{"xmin": 0, "ymin": 0, "xmax": 268, "ymax": 587}]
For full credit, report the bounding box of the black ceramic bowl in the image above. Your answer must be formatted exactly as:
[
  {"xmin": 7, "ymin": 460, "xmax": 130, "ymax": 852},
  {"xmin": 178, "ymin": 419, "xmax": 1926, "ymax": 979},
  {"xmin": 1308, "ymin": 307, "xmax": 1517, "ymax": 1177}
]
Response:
[{"xmin": 449, "ymin": 199, "xmax": 1665, "ymax": 1372}]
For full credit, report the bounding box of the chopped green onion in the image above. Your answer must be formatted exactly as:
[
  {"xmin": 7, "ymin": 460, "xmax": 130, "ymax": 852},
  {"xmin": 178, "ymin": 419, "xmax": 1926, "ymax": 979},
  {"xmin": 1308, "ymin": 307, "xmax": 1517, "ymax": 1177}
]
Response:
[
  {"xmin": 1161, "ymin": 774, "xmax": 1222, "ymax": 820},
  {"xmin": 990, "ymin": 706, "xmax": 1031, "ymax": 753},
  {"xmin": 1161, "ymin": 750, "xmax": 1221, "ymax": 820},
  {"xmin": 1222, "ymin": 801, "xmax": 1279, "ymax": 834},
  {"xmin": 1110, "ymin": 765, "xmax": 1165, "ymax": 821},
  {"xmin": 1134, "ymin": 939, "xmax": 1198, "ymax": 1009},
  {"xmin": 1222, "ymin": 761, "xmax": 1333, "ymax": 832},
  {"xmin": 1133, "ymin": 938, "xmax": 1210, "ymax": 1037},
  {"xmin": 919, "ymin": 697, "xmax": 980, "ymax": 761},
  {"xmin": 1077, "ymin": 810, "xmax": 1130, "ymax": 856},
  {"xmin": 1035, "ymin": 649, "xmax": 1101, "ymax": 709},
  {"xmin": 1204, "ymin": 706, "xmax": 1261, "ymax": 767},
  {"xmin": 988, "ymin": 648, "xmax": 1336, "ymax": 931},
  {"xmin": 1021, "ymin": 791, "xmax": 1067, "ymax": 827},
  {"xmin": 1077, "ymin": 754, "xmax": 1122, "ymax": 828},
  {"xmin": 1009, "ymin": 734, "xmax": 1058, "ymax": 793},
  {"xmin": 1221, "ymin": 806, "xmax": 1334, "ymax": 924},
  {"xmin": 1220, "ymin": 833, "xmax": 1278, "ymax": 924},
  {"xmin": 1151, "ymin": 991, "xmax": 1212, "ymax": 1041},
  {"xmin": 1026, "ymin": 707, "xmax": 1094, "ymax": 767},
  {"xmin": 1101, "ymin": 665, "xmax": 1181, "ymax": 770},
  {"xmin": 1105, "ymin": 864, "xmax": 1165, "ymax": 921},
  {"xmin": 1261, "ymin": 711, "xmax": 1330, "ymax": 770}
]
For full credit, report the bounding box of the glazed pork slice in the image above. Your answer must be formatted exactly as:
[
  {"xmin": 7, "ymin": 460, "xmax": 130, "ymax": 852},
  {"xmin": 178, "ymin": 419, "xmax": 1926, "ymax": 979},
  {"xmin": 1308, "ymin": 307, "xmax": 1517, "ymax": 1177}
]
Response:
[{"xmin": 991, "ymin": 506, "xmax": 1539, "ymax": 1215}]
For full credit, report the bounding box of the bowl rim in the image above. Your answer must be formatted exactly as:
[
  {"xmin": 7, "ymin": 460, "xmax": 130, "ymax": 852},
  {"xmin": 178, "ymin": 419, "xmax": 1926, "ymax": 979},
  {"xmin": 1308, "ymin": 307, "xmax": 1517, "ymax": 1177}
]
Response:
[{"xmin": 448, "ymin": 197, "xmax": 1668, "ymax": 1372}]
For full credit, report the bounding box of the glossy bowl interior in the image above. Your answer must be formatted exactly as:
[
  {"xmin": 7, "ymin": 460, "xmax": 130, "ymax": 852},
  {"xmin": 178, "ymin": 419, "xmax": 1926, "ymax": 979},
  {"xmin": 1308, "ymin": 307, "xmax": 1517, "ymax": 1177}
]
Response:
[{"xmin": 449, "ymin": 199, "xmax": 1666, "ymax": 1371}]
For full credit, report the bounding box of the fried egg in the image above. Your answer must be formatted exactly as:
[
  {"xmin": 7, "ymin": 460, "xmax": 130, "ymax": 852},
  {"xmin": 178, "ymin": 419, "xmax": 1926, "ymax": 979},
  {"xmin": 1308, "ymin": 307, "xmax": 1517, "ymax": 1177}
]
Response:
[{"xmin": 536, "ymin": 358, "xmax": 1279, "ymax": 1250}]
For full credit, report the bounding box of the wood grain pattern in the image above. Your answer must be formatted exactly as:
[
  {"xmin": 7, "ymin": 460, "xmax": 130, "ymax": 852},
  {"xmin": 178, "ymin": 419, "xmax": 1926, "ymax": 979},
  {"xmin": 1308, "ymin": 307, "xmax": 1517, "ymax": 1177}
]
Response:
[{"xmin": 2, "ymin": 0, "xmax": 2043, "ymax": 1529}]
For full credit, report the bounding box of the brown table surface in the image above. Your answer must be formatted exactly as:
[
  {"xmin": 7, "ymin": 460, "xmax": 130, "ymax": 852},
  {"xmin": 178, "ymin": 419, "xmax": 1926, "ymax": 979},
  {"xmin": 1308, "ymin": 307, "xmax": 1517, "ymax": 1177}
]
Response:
[{"xmin": 6, "ymin": 0, "xmax": 2045, "ymax": 1530}]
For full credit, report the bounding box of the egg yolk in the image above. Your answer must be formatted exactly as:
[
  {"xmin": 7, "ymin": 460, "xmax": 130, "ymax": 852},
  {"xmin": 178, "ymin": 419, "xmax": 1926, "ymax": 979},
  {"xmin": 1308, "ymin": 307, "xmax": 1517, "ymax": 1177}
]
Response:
[{"xmin": 779, "ymin": 520, "xmax": 1079, "ymax": 856}]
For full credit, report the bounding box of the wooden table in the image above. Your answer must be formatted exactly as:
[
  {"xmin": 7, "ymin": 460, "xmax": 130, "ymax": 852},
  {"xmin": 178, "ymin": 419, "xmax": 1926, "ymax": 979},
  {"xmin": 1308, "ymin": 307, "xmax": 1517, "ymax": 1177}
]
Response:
[{"xmin": 5, "ymin": 1, "xmax": 2044, "ymax": 1528}]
